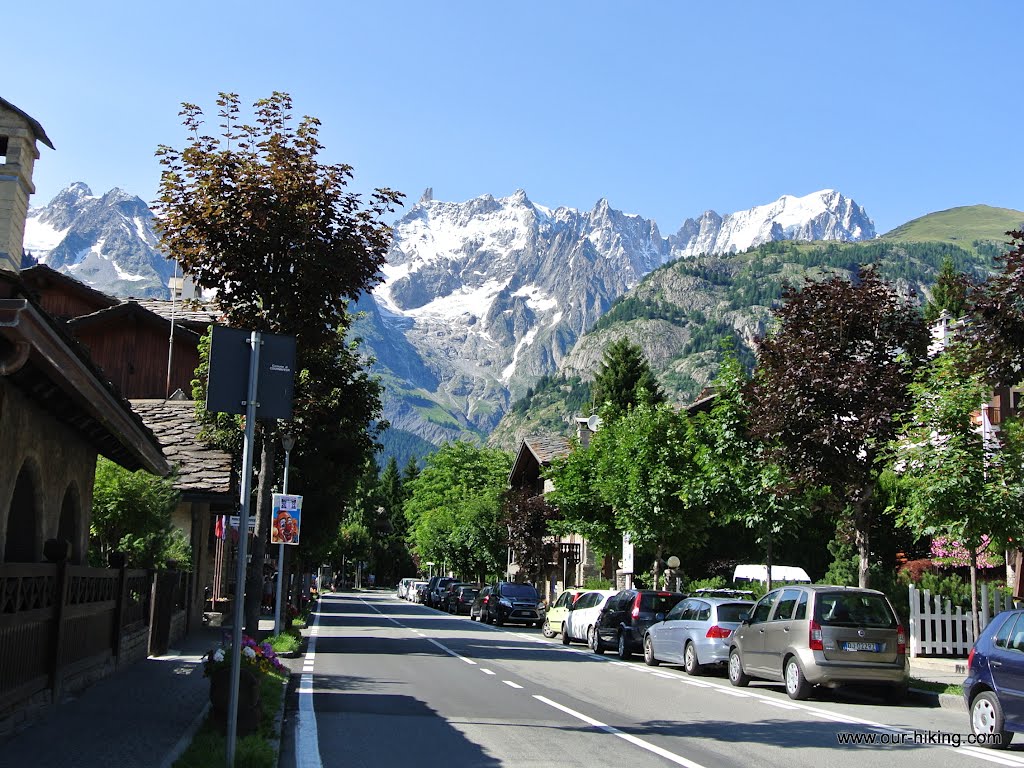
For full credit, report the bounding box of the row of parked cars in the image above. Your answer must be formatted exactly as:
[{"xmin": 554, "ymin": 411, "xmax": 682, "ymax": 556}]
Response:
[{"xmin": 395, "ymin": 574, "xmax": 1024, "ymax": 749}]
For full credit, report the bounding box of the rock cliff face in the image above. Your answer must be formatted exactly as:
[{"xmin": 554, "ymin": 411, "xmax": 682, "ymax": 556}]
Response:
[
  {"xmin": 25, "ymin": 182, "xmax": 876, "ymax": 452},
  {"xmin": 367, "ymin": 188, "xmax": 873, "ymax": 448},
  {"xmin": 24, "ymin": 183, "xmax": 172, "ymax": 298}
]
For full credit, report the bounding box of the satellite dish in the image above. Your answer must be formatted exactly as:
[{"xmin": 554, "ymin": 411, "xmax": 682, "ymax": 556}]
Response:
[{"xmin": 586, "ymin": 414, "xmax": 603, "ymax": 432}]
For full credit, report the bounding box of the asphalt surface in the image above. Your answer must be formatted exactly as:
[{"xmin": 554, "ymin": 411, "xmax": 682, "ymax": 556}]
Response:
[{"xmin": 280, "ymin": 593, "xmax": 1006, "ymax": 768}]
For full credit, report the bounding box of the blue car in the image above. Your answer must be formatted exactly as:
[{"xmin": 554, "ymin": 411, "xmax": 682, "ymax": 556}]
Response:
[{"xmin": 964, "ymin": 608, "xmax": 1024, "ymax": 749}]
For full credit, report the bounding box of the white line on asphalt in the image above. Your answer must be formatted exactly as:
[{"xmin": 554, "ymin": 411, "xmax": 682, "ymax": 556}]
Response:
[
  {"xmin": 295, "ymin": 603, "xmax": 324, "ymax": 768},
  {"xmin": 712, "ymin": 687, "xmax": 751, "ymax": 698},
  {"xmin": 958, "ymin": 746, "xmax": 1024, "ymax": 766},
  {"xmin": 427, "ymin": 637, "xmax": 477, "ymax": 664},
  {"xmin": 758, "ymin": 700, "xmax": 801, "ymax": 711},
  {"xmin": 533, "ymin": 695, "xmax": 710, "ymax": 768},
  {"xmin": 651, "ymin": 672, "xmax": 677, "ymax": 679},
  {"xmin": 503, "ymin": 680, "xmax": 523, "ymax": 689},
  {"xmin": 481, "ymin": 669, "xmax": 495, "ymax": 675}
]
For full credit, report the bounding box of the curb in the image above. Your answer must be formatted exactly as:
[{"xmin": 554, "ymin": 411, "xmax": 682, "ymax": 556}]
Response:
[{"xmin": 908, "ymin": 686, "xmax": 966, "ymax": 712}]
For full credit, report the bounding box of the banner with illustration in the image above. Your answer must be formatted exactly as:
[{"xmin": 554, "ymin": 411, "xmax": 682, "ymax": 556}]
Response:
[{"xmin": 271, "ymin": 493, "xmax": 303, "ymax": 545}]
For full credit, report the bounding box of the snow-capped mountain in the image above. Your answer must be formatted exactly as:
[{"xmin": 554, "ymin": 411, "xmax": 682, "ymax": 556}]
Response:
[
  {"xmin": 24, "ymin": 183, "xmax": 172, "ymax": 298},
  {"xmin": 669, "ymin": 189, "xmax": 874, "ymax": 257},
  {"xmin": 369, "ymin": 187, "xmax": 874, "ymax": 444}
]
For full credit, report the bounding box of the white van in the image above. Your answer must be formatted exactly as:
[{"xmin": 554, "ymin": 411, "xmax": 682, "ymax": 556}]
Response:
[{"xmin": 733, "ymin": 564, "xmax": 811, "ymax": 586}]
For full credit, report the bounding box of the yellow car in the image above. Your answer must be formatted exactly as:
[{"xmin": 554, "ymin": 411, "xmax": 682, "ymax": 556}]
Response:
[{"xmin": 542, "ymin": 590, "xmax": 584, "ymax": 638}]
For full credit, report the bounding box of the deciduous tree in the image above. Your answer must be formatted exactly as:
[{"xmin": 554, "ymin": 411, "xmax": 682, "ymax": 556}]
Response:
[
  {"xmin": 749, "ymin": 267, "xmax": 928, "ymax": 588},
  {"xmin": 155, "ymin": 92, "xmax": 401, "ymax": 634}
]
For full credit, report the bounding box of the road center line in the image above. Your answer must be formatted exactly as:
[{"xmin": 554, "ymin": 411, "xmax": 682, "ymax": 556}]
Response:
[
  {"xmin": 533, "ymin": 695, "xmax": 709, "ymax": 768},
  {"xmin": 481, "ymin": 668, "xmax": 495, "ymax": 675},
  {"xmin": 503, "ymin": 680, "xmax": 523, "ymax": 689}
]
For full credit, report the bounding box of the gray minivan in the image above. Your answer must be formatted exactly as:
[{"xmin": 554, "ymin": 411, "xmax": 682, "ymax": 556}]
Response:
[{"xmin": 728, "ymin": 584, "xmax": 909, "ymax": 701}]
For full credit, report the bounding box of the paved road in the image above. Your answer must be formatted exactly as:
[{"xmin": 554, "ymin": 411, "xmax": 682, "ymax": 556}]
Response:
[{"xmin": 283, "ymin": 592, "xmax": 1024, "ymax": 768}]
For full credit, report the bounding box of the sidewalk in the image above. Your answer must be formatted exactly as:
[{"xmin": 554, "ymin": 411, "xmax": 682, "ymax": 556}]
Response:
[{"xmin": 0, "ymin": 619, "xmax": 278, "ymax": 768}]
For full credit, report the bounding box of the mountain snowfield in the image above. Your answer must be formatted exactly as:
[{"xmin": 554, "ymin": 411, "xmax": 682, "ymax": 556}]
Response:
[
  {"xmin": 370, "ymin": 187, "xmax": 875, "ymax": 443},
  {"xmin": 19, "ymin": 181, "xmax": 876, "ymax": 448},
  {"xmin": 24, "ymin": 183, "xmax": 172, "ymax": 298}
]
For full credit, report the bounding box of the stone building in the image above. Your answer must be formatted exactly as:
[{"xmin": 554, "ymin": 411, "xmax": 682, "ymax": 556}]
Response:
[{"xmin": 0, "ymin": 97, "xmax": 167, "ymax": 564}]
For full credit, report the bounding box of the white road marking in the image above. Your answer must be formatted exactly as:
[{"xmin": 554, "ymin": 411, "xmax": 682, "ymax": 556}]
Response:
[
  {"xmin": 533, "ymin": 695, "xmax": 710, "ymax": 768},
  {"xmin": 427, "ymin": 637, "xmax": 477, "ymax": 664},
  {"xmin": 481, "ymin": 668, "xmax": 495, "ymax": 675},
  {"xmin": 295, "ymin": 605, "xmax": 323, "ymax": 768},
  {"xmin": 503, "ymin": 680, "xmax": 523, "ymax": 689}
]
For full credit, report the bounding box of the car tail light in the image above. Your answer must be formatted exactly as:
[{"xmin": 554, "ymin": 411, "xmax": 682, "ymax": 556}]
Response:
[
  {"xmin": 896, "ymin": 625, "xmax": 906, "ymax": 655},
  {"xmin": 967, "ymin": 647, "xmax": 975, "ymax": 670},
  {"xmin": 809, "ymin": 619, "xmax": 823, "ymax": 651},
  {"xmin": 706, "ymin": 625, "xmax": 732, "ymax": 639},
  {"xmin": 483, "ymin": 596, "xmax": 489, "ymax": 604},
  {"xmin": 631, "ymin": 593, "xmax": 641, "ymax": 620}
]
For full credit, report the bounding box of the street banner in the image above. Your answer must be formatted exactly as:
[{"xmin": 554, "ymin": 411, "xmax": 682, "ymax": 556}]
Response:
[
  {"xmin": 622, "ymin": 532, "xmax": 634, "ymax": 575},
  {"xmin": 271, "ymin": 493, "xmax": 303, "ymax": 545}
]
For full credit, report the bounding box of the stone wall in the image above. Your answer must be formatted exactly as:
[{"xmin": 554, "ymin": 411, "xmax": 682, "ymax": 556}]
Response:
[{"xmin": 0, "ymin": 380, "xmax": 97, "ymax": 564}]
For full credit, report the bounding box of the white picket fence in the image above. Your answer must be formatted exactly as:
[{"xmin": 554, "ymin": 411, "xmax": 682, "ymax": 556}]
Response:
[{"xmin": 907, "ymin": 583, "xmax": 1017, "ymax": 657}]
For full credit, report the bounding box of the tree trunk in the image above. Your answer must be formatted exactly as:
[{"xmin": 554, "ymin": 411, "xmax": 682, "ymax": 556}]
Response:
[
  {"xmin": 970, "ymin": 546, "xmax": 981, "ymax": 640},
  {"xmin": 853, "ymin": 499, "xmax": 871, "ymax": 589},
  {"xmin": 653, "ymin": 544, "xmax": 664, "ymax": 590},
  {"xmin": 244, "ymin": 431, "xmax": 277, "ymax": 637}
]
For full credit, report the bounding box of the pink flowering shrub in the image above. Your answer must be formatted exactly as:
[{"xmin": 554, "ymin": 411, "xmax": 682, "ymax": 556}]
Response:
[
  {"xmin": 202, "ymin": 634, "xmax": 287, "ymax": 677},
  {"xmin": 930, "ymin": 535, "xmax": 1003, "ymax": 568}
]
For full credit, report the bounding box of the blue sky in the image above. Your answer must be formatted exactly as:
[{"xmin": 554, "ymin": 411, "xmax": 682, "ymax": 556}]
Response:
[{"xmin": 9, "ymin": 2, "xmax": 1023, "ymax": 235}]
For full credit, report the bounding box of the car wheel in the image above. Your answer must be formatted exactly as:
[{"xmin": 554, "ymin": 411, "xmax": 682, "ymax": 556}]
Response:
[
  {"xmin": 643, "ymin": 635, "xmax": 660, "ymax": 667},
  {"xmin": 617, "ymin": 631, "xmax": 632, "ymax": 660},
  {"xmin": 589, "ymin": 626, "xmax": 605, "ymax": 655},
  {"xmin": 562, "ymin": 623, "xmax": 572, "ymax": 645},
  {"xmin": 542, "ymin": 619, "xmax": 556, "ymax": 639},
  {"xmin": 469, "ymin": 611, "xmax": 477, "ymax": 621},
  {"xmin": 784, "ymin": 656, "xmax": 812, "ymax": 700},
  {"xmin": 683, "ymin": 642, "xmax": 700, "ymax": 676},
  {"xmin": 728, "ymin": 649, "xmax": 749, "ymax": 687},
  {"xmin": 495, "ymin": 614, "xmax": 504, "ymax": 627},
  {"xmin": 971, "ymin": 691, "xmax": 1013, "ymax": 749}
]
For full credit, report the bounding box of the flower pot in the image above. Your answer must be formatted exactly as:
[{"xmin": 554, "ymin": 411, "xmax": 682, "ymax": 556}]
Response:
[{"xmin": 209, "ymin": 665, "xmax": 262, "ymax": 735}]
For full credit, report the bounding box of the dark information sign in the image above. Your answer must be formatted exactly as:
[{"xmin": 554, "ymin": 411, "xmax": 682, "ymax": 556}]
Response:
[{"xmin": 207, "ymin": 325, "xmax": 296, "ymax": 420}]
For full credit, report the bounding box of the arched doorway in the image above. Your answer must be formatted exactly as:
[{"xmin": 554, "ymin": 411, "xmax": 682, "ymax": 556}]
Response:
[
  {"xmin": 58, "ymin": 485, "xmax": 80, "ymax": 563},
  {"xmin": 5, "ymin": 464, "xmax": 39, "ymax": 563}
]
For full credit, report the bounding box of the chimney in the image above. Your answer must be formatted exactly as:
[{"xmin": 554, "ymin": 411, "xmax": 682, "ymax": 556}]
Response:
[
  {"xmin": 0, "ymin": 98, "xmax": 53, "ymax": 275},
  {"xmin": 575, "ymin": 416, "xmax": 593, "ymax": 449}
]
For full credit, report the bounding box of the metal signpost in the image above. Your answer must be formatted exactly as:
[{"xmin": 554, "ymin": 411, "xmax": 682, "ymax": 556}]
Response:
[
  {"xmin": 206, "ymin": 325, "xmax": 295, "ymax": 768},
  {"xmin": 273, "ymin": 433, "xmax": 297, "ymax": 636}
]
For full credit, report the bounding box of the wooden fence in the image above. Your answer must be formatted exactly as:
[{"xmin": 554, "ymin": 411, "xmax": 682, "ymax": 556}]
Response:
[
  {"xmin": 907, "ymin": 582, "xmax": 1018, "ymax": 657},
  {"xmin": 0, "ymin": 562, "xmax": 188, "ymax": 720}
]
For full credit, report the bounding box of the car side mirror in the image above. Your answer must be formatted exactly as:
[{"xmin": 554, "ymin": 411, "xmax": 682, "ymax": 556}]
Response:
[{"xmin": 654, "ymin": 612, "xmax": 666, "ymax": 623}]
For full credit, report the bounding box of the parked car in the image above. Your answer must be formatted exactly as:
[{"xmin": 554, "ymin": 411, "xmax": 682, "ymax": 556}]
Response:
[
  {"xmin": 728, "ymin": 584, "xmax": 909, "ymax": 701},
  {"xmin": 964, "ymin": 608, "xmax": 1024, "ymax": 749},
  {"xmin": 469, "ymin": 586, "xmax": 491, "ymax": 621},
  {"xmin": 643, "ymin": 590, "xmax": 754, "ymax": 674},
  {"xmin": 481, "ymin": 582, "xmax": 546, "ymax": 627},
  {"xmin": 438, "ymin": 581, "xmax": 471, "ymax": 613},
  {"xmin": 396, "ymin": 577, "xmax": 415, "ymax": 599},
  {"xmin": 543, "ymin": 589, "xmax": 585, "ymax": 638},
  {"xmin": 412, "ymin": 582, "xmax": 429, "ymax": 603},
  {"xmin": 449, "ymin": 585, "xmax": 481, "ymax": 615},
  {"xmin": 428, "ymin": 577, "xmax": 458, "ymax": 609},
  {"xmin": 594, "ymin": 588, "xmax": 687, "ymax": 659},
  {"xmin": 563, "ymin": 590, "xmax": 619, "ymax": 650}
]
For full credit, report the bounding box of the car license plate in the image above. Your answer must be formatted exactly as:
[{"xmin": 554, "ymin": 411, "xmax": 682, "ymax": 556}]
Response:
[{"xmin": 843, "ymin": 641, "xmax": 880, "ymax": 652}]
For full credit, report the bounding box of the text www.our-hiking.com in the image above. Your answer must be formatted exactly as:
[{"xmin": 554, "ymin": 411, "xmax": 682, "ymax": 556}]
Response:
[{"xmin": 836, "ymin": 730, "xmax": 1004, "ymax": 749}]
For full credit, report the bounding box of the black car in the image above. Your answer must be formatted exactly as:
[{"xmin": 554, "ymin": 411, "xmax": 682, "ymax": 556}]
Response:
[
  {"xmin": 469, "ymin": 586, "xmax": 492, "ymax": 621},
  {"xmin": 481, "ymin": 582, "xmax": 546, "ymax": 627},
  {"xmin": 427, "ymin": 577, "xmax": 457, "ymax": 609},
  {"xmin": 449, "ymin": 585, "xmax": 481, "ymax": 615},
  {"xmin": 438, "ymin": 582, "xmax": 472, "ymax": 613},
  {"xmin": 594, "ymin": 589, "xmax": 686, "ymax": 659}
]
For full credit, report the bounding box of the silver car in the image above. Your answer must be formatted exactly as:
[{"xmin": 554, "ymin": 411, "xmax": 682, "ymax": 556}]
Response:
[
  {"xmin": 643, "ymin": 590, "xmax": 754, "ymax": 675},
  {"xmin": 728, "ymin": 584, "xmax": 909, "ymax": 701}
]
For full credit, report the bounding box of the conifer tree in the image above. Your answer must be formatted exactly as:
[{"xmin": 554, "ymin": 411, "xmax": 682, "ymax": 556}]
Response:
[{"xmin": 591, "ymin": 338, "xmax": 664, "ymax": 417}]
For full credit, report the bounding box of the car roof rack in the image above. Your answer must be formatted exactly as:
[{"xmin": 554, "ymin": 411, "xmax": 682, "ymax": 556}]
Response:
[{"xmin": 692, "ymin": 588, "xmax": 755, "ymax": 597}]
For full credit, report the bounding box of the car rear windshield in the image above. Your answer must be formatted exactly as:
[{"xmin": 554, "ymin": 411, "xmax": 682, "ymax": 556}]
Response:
[
  {"xmin": 815, "ymin": 592, "xmax": 896, "ymax": 628},
  {"xmin": 503, "ymin": 584, "xmax": 539, "ymax": 599},
  {"xmin": 716, "ymin": 603, "xmax": 753, "ymax": 623},
  {"xmin": 640, "ymin": 592, "xmax": 685, "ymax": 613}
]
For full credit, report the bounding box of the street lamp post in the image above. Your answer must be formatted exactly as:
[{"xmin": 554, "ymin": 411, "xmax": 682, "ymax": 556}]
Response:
[{"xmin": 274, "ymin": 432, "xmax": 296, "ymax": 636}]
